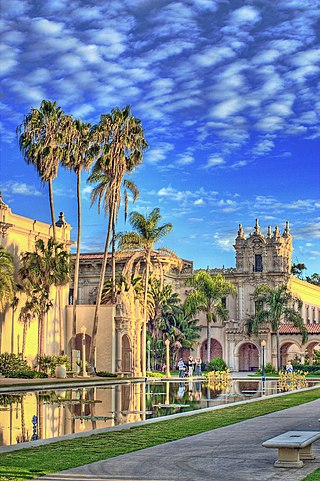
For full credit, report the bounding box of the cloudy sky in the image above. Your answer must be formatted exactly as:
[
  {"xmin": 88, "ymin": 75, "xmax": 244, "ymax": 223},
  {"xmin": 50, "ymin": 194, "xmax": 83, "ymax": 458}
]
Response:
[{"xmin": 1, "ymin": 0, "xmax": 319, "ymax": 273}]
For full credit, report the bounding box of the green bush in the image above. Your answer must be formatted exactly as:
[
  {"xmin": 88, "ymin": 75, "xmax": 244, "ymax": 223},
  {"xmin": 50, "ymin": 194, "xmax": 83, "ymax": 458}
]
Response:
[
  {"xmin": 293, "ymin": 363, "xmax": 320, "ymax": 373},
  {"xmin": 146, "ymin": 371, "xmax": 166, "ymax": 378},
  {"xmin": 206, "ymin": 357, "xmax": 228, "ymax": 372},
  {"xmin": 96, "ymin": 371, "xmax": 117, "ymax": 378},
  {"xmin": 6, "ymin": 370, "xmax": 48, "ymax": 379},
  {"xmin": 37, "ymin": 354, "xmax": 70, "ymax": 375},
  {"xmin": 0, "ymin": 353, "xmax": 28, "ymax": 375},
  {"xmin": 265, "ymin": 363, "xmax": 278, "ymax": 374}
]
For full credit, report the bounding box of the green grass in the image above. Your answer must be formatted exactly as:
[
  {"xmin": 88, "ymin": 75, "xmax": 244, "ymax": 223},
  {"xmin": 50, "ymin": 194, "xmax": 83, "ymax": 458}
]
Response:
[
  {"xmin": 303, "ymin": 468, "xmax": 320, "ymax": 481},
  {"xmin": 0, "ymin": 388, "xmax": 319, "ymax": 480}
]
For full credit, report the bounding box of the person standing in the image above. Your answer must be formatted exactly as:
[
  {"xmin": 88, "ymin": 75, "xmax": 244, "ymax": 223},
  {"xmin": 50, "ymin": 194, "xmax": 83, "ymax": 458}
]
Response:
[
  {"xmin": 188, "ymin": 356, "xmax": 194, "ymax": 377},
  {"xmin": 178, "ymin": 358, "xmax": 185, "ymax": 378},
  {"xmin": 195, "ymin": 355, "xmax": 202, "ymax": 376}
]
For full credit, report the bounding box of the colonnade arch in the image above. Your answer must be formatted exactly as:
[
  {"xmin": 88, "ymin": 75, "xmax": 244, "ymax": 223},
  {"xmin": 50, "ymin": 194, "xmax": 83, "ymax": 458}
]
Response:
[
  {"xmin": 200, "ymin": 338, "xmax": 223, "ymax": 363},
  {"xmin": 235, "ymin": 341, "xmax": 259, "ymax": 372}
]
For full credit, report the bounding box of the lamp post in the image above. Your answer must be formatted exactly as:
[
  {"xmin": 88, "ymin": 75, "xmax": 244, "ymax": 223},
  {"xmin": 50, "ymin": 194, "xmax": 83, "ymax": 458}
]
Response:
[
  {"xmin": 81, "ymin": 326, "xmax": 88, "ymax": 377},
  {"xmin": 147, "ymin": 339, "xmax": 151, "ymax": 372},
  {"xmin": 165, "ymin": 339, "xmax": 171, "ymax": 378},
  {"xmin": 261, "ymin": 340, "xmax": 266, "ymax": 383}
]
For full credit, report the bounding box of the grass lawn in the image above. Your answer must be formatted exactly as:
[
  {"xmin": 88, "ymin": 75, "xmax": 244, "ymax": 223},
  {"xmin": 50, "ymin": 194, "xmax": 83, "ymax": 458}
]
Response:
[
  {"xmin": 0, "ymin": 388, "xmax": 319, "ymax": 480},
  {"xmin": 303, "ymin": 468, "xmax": 320, "ymax": 481}
]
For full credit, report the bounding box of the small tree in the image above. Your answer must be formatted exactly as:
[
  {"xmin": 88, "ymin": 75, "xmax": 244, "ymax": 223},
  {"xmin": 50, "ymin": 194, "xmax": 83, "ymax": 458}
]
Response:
[
  {"xmin": 248, "ymin": 284, "xmax": 307, "ymax": 371},
  {"xmin": 185, "ymin": 271, "xmax": 236, "ymax": 363}
]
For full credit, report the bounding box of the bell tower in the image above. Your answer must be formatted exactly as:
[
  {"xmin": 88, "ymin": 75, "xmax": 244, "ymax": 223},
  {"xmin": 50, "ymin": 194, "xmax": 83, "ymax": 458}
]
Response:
[{"xmin": 234, "ymin": 220, "xmax": 292, "ymax": 274}]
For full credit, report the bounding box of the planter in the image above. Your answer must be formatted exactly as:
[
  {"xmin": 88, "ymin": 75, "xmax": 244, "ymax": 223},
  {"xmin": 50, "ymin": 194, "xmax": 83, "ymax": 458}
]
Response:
[{"xmin": 55, "ymin": 364, "xmax": 67, "ymax": 379}]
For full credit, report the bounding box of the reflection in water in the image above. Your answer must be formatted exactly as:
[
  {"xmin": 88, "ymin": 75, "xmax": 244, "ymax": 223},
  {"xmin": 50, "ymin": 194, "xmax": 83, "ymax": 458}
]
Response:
[{"xmin": 0, "ymin": 379, "xmax": 318, "ymax": 447}]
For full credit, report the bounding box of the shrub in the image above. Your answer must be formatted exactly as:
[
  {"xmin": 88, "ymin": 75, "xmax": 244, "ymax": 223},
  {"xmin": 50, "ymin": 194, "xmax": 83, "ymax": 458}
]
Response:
[
  {"xmin": 146, "ymin": 371, "xmax": 166, "ymax": 378},
  {"xmin": 96, "ymin": 371, "xmax": 117, "ymax": 378},
  {"xmin": 37, "ymin": 354, "xmax": 70, "ymax": 375},
  {"xmin": 206, "ymin": 357, "xmax": 227, "ymax": 372},
  {"xmin": 292, "ymin": 363, "xmax": 320, "ymax": 373},
  {"xmin": 265, "ymin": 363, "xmax": 278, "ymax": 374},
  {"xmin": 0, "ymin": 353, "xmax": 28, "ymax": 375},
  {"xmin": 6, "ymin": 370, "xmax": 48, "ymax": 379}
]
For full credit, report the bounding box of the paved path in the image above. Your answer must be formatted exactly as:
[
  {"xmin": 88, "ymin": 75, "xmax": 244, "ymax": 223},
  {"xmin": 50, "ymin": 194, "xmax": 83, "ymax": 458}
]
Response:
[{"xmin": 34, "ymin": 399, "xmax": 320, "ymax": 481}]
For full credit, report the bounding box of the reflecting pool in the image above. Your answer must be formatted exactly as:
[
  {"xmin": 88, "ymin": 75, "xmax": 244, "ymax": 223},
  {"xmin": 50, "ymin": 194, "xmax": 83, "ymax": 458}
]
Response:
[{"xmin": 0, "ymin": 379, "xmax": 319, "ymax": 447}]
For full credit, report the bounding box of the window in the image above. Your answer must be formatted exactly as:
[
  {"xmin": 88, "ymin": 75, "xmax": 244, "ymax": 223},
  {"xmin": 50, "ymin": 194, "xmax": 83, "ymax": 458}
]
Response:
[
  {"xmin": 306, "ymin": 306, "xmax": 310, "ymax": 324},
  {"xmin": 254, "ymin": 254, "xmax": 263, "ymax": 272},
  {"xmin": 221, "ymin": 297, "xmax": 226, "ymax": 308},
  {"xmin": 68, "ymin": 288, "xmax": 74, "ymax": 305}
]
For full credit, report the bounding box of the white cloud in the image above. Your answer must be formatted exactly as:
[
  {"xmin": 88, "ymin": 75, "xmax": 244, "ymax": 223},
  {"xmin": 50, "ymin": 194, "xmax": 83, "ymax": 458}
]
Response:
[
  {"xmin": 194, "ymin": 198, "xmax": 205, "ymax": 206},
  {"xmin": 205, "ymin": 155, "xmax": 225, "ymax": 168},
  {"xmin": 230, "ymin": 6, "xmax": 261, "ymax": 24},
  {"xmin": 1, "ymin": 181, "xmax": 42, "ymax": 197}
]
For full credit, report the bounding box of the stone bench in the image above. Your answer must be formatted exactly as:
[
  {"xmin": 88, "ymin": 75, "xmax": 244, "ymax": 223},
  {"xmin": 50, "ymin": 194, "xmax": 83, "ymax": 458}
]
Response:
[{"xmin": 262, "ymin": 431, "xmax": 320, "ymax": 468}]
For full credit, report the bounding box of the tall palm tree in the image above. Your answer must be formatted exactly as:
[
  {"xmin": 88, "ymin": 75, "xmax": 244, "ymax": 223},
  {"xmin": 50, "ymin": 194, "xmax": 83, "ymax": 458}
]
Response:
[
  {"xmin": 248, "ymin": 284, "xmax": 307, "ymax": 370},
  {"xmin": 18, "ymin": 297, "xmax": 37, "ymax": 357},
  {"xmin": 118, "ymin": 208, "xmax": 173, "ymax": 377},
  {"xmin": 88, "ymin": 106, "xmax": 147, "ymax": 369},
  {"xmin": 62, "ymin": 119, "xmax": 96, "ymax": 356},
  {"xmin": 185, "ymin": 271, "xmax": 237, "ymax": 363},
  {"xmin": 0, "ymin": 245, "xmax": 15, "ymax": 309},
  {"xmin": 17, "ymin": 100, "xmax": 72, "ymax": 238}
]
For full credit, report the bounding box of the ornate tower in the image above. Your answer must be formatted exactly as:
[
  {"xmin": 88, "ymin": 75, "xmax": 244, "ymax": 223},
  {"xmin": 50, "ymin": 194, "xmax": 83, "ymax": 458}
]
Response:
[{"xmin": 234, "ymin": 219, "xmax": 293, "ymax": 274}]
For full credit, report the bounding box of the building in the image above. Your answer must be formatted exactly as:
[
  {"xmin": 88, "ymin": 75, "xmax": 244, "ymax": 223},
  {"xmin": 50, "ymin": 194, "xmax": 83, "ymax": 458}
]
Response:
[
  {"xmin": 192, "ymin": 220, "xmax": 320, "ymax": 371},
  {"xmin": 0, "ymin": 195, "xmax": 71, "ymax": 365}
]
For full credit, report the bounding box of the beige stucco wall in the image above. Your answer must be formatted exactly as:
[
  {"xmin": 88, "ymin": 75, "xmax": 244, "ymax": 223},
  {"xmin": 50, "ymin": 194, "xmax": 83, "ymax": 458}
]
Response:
[
  {"xmin": 0, "ymin": 198, "xmax": 71, "ymax": 366},
  {"xmin": 66, "ymin": 305, "xmax": 116, "ymax": 372}
]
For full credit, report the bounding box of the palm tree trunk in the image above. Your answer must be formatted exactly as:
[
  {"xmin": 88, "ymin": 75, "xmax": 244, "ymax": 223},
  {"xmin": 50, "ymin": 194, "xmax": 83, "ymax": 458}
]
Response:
[
  {"xmin": 49, "ymin": 179, "xmax": 56, "ymax": 239},
  {"xmin": 39, "ymin": 313, "xmax": 45, "ymax": 357},
  {"xmin": 276, "ymin": 331, "xmax": 281, "ymax": 371},
  {"xmin": 72, "ymin": 172, "xmax": 82, "ymax": 358},
  {"xmin": 22, "ymin": 321, "xmax": 27, "ymax": 357},
  {"xmin": 58, "ymin": 286, "xmax": 64, "ymax": 354},
  {"xmin": 142, "ymin": 252, "xmax": 150, "ymax": 377},
  {"xmin": 90, "ymin": 203, "xmax": 115, "ymax": 369},
  {"xmin": 207, "ymin": 319, "xmax": 211, "ymax": 364},
  {"xmin": 111, "ymin": 220, "xmax": 116, "ymax": 304}
]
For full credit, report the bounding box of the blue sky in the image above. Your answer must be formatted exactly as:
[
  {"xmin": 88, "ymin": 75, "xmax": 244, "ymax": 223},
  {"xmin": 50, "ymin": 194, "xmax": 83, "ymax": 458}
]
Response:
[{"xmin": 0, "ymin": 0, "xmax": 319, "ymax": 273}]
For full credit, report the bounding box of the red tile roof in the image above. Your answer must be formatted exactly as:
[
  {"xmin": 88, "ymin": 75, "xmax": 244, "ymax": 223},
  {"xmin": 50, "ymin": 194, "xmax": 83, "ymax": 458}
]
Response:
[{"xmin": 279, "ymin": 324, "xmax": 320, "ymax": 334}]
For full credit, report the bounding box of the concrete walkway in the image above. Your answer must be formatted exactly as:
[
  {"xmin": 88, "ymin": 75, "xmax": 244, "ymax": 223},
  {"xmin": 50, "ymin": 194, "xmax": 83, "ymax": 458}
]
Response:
[{"xmin": 34, "ymin": 399, "xmax": 320, "ymax": 481}]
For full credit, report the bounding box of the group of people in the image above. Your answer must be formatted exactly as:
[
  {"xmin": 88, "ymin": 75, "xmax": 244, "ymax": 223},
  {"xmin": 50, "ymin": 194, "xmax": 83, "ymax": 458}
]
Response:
[{"xmin": 177, "ymin": 355, "xmax": 202, "ymax": 378}]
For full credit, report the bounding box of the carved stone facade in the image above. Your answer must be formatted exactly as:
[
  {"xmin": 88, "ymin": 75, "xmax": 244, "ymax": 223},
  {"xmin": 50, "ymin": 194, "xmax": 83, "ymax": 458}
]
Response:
[
  {"xmin": 188, "ymin": 220, "xmax": 320, "ymax": 371},
  {"xmin": 71, "ymin": 219, "xmax": 320, "ymax": 373}
]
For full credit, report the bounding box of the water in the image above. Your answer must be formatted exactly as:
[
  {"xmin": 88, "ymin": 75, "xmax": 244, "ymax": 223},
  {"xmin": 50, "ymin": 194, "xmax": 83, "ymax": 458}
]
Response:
[{"xmin": 0, "ymin": 379, "xmax": 318, "ymax": 447}]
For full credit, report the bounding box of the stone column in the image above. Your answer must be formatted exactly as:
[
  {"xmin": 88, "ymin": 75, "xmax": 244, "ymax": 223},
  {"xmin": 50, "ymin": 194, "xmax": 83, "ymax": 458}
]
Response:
[
  {"xmin": 115, "ymin": 323, "xmax": 122, "ymax": 374},
  {"xmin": 238, "ymin": 285, "xmax": 243, "ymax": 320}
]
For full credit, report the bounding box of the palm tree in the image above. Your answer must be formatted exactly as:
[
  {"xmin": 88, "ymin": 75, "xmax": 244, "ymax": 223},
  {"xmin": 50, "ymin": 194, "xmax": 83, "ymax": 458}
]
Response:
[
  {"xmin": 18, "ymin": 297, "xmax": 37, "ymax": 357},
  {"xmin": 62, "ymin": 119, "xmax": 96, "ymax": 355},
  {"xmin": 185, "ymin": 271, "xmax": 237, "ymax": 364},
  {"xmin": 17, "ymin": 100, "xmax": 72, "ymax": 238},
  {"xmin": 0, "ymin": 245, "xmax": 15, "ymax": 309},
  {"xmin": 248, "ymin": 284, "xmax": 307, "ymax": 371},
  {"xmin": 19, "ymin": 238, "xmax": 71, "ymax": 356},
  {"xmin": 88, "ymin": 106, "xmax": 147, "ymax": 369},
  {"xmin": 118, "ymin": 208, "xmax": 174, "ymax": 376}
]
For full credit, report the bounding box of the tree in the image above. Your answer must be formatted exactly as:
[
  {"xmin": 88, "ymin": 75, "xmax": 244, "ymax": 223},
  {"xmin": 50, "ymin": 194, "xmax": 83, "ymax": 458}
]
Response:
[
  {"xmin": 118, "ymin": 208, "xmax": 174, "ymax": 376},
  {"xmin": 291, "ymin": 263, "xmax": 307, "ymax": 279},
  {"xmin": 248, "ymin": 284, "xmax": 307, "ymax": 371},
  {"xmin": 62, "ymin": 119, "xmax": 96, "ymax": 356},
  {"xmin": 0, "ymin": 246, "xmax": 15, "ymax": 308},
  {"xmin": 185, "ymin": 271, "xmax": 236, "ymax": 363},
  {"xmin": 305, "ymin": 273, "xmax": 320, "ymax": 286},
  {"xmin": 17, "ymin": 100, "xmax": 72, "ymax": 238},
  {"xmin": 19, "ymin": 238, "xmax": 72, "ymax": 356},
  {"xmin": 88, "ymin": 106, "xmax": 147, "ymax": 370},
  {"xmin": 18, "ymin": 297, "xmax": 38, "ymax": 357}
]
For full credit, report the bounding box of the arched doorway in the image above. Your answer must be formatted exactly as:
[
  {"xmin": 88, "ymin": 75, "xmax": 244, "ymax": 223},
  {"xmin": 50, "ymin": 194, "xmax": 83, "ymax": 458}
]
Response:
[
  {"xmin": 200, "ymin": 339, "xmax": 223, "ymax": 363},
  {"xmin": 75, "ymin": 332, "xmax": 91, "ymax": 363},
  {"xmin": 239, "ymin": 343, "xmax": 259, "ymax": 371},
  {"xmin": 122, "ymin": 334, "xmax": 132, "ymax": 373},
  {"xmin": 280, "ymin": 341, "xmax": 300, "ymax": 367},
  {"xmin": 305, "ymin": 340, "xmax": 320, "ymax": 364}
]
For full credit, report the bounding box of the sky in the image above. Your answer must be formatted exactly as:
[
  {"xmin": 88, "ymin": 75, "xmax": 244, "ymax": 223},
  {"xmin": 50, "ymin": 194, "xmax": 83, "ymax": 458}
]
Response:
[{"xmin": 0, "ymin": 0, "xmax": 319, "ymax": 274}]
